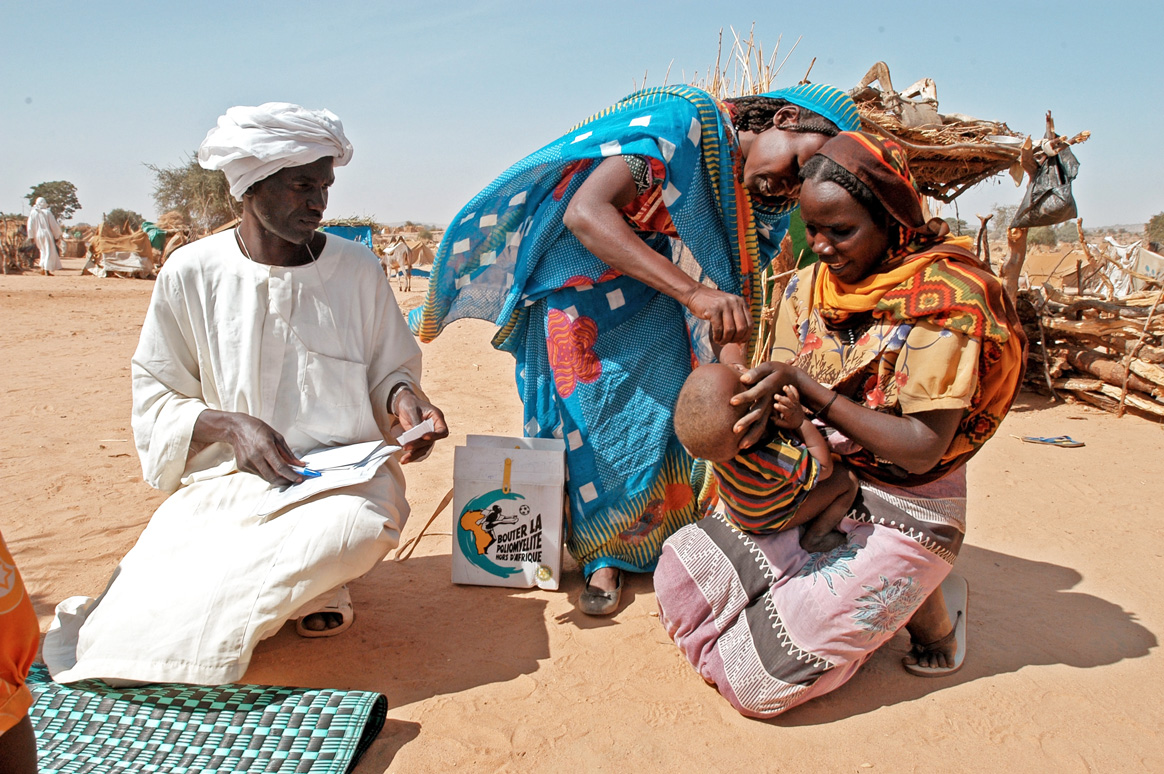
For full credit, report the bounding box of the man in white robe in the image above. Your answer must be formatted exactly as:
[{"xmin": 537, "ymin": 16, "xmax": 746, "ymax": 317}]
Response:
[
  {"xmin": 44, "ymin": 103, "xmax": 447, "ymax": 685},
  {"xmin": 26, "ymin": 197, "xmax": 62, "ymax": 274}
]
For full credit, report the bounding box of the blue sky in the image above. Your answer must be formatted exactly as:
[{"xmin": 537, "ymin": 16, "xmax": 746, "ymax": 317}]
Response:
[{"xmin": 3, "ymin": 1, "xmax": 1160, "ymax": 229}]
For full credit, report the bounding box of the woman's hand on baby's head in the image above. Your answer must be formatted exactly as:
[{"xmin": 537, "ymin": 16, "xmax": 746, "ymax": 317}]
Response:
[{"xmin": 732, "ymin": 361, "xmax": 797, "ymax": 448}]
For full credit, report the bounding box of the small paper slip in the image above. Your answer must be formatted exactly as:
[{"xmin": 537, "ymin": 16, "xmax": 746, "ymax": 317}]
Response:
[
  {"xmin": 255, "ymin": 440, "xmax": 401, "ymax": 518},
  {"xmin": 397, "ymin": 419, "xmax": 435, "ymax": 446}
]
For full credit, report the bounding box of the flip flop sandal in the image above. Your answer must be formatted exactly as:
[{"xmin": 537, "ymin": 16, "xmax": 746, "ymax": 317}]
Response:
[
  {"xmin": 296, "ymin": 585, "xmax": 355, "ymax": 638},
  {"xmin": 903, "ymin": 573, "xmax": 968, "ymax": 677},
  {"xmin": 1019, "ymin": 435, "xmax": 1085, "ymax": 447}
]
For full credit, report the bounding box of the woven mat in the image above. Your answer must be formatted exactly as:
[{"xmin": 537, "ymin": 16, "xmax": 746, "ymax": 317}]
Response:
[{"xmin": 26, "ymin": 664, "xmax": 386, "ymax": 773}]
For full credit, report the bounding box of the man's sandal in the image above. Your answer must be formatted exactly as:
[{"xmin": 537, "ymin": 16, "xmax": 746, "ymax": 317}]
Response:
[
  {"xmin": 296, "ymin": 585, "xmax": 355, "ymax": 638},
  {"xmin": 903, "ymin": 573, "xmax": 968, "ymax": 677}
]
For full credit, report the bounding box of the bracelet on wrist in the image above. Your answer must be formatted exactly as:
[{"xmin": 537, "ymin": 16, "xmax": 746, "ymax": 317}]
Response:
[
  {"xmin": 808, "ymin": 390, "xmax": 840, "ymax": 421},
  {"xmin": 387, "ymin": 382, "xmax": 412, "ymax": 414}
]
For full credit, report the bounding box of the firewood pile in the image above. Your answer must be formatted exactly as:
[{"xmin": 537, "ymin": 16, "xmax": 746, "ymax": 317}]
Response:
[{"xmin": 1018, "ymin": 281, "xmax": 1164, "ymax": 421}]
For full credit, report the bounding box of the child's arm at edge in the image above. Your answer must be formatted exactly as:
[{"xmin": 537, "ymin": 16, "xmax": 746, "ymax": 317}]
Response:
[{"xmin": 797, "ymin": 418, "xmax": 834, "ymax": 480}]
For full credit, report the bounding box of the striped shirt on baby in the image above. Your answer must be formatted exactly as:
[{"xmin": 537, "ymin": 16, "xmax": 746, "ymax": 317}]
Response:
[{"xmin": 711, "ymin": 428, "xmax": 821, "ymax": 533}]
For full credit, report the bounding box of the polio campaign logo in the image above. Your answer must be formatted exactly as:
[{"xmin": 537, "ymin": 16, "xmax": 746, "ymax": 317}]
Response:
[{"xmin": 458, "ymin": 489, "xmax": 546, "ymax": 579}]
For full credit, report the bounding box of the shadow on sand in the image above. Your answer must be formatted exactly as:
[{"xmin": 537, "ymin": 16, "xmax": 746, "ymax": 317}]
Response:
[
  {"xmin": 246, "ymin": 553, "xmax": 551, "ymax": 706},
  {"xmin": 774, "ymin": 543, "xmax": 1157, "ymax": 726}
]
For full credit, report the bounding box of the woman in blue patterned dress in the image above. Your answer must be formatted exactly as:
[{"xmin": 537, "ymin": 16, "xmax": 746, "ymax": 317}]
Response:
[{"xmin": 412, "ymin": 84, "xmax": 860, "ymax": 615}]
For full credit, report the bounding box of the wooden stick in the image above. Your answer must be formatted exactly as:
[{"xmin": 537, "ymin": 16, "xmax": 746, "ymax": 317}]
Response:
[
  {"xmin": 1119, "ymin": 287, "xmax": 1164, "ymax": 417},
  {"xmin": 1129, "ymin": 358, "xmax": 1164, "ymax": 388},
  {"xmin": 800, "ymin": 57, "xmax": 816, "ymax": 85},
  {"xmin": 1052, "ymin": 377, "xmax": 1103, "ymax": 391},
  {"xmin": 1100, "ymin": 383, "xmax": 1164, "ymax": 417},
  {"xmin": 1002, "ymin": 227, "xmax": 1028, "ymax": 303},
  {"xmin": 1070, "ymin": 389, "xmax": 1120, "ymax": 413},
  {"xmin": 1053, "ymin": 298, "xmax": 1156, "ymax": 319},
  {"xmin": 1048, "ymin": 330, "xmax": 1164, "ymax": 364},
  {"xmin": 1025, "ymin": 290, "xmax": 1060, "ymax": 398},
  {"xmin": 976, "ymin": 213, "xmax": 993, "ymax": 268},
  {"xmin": 858, "ymin": 114, "xmax": 1022, "ymax": 158},
  {"xmin": 772, "ymin": 35, "xmax": 801, "ymax": 80},
  {"xmin": 1041, "ymin": 317, "xmax": 1159, "ymax": 339},
  {"xmin": 1064, "ymin": 347, "xmax": 1158, "ymax": 396},
  {"xmin": 393, "ymin": 487, "xmax": 454, "ymax": 562}
]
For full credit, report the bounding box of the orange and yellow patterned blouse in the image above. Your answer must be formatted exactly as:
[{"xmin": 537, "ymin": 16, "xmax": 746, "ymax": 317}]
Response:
[{"xmin": 769, "ymin": 240, "xmax": 1026, "ymax": 486}]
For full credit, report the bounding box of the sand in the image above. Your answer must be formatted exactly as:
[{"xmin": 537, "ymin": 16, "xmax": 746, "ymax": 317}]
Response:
[{"xmin": 2, "ymin": 258, "xmax": 1162, "ymax": 772}]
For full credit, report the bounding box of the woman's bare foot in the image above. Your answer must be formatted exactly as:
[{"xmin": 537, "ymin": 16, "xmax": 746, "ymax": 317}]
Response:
[
  {"xmin": 800, "ymin": 530, "xmax": 845, "ymax": 554},
  {"xmin": 904, "ymin": 586, "xmax": 957, "ymax": 669},
  {"xmin": 587, "ymin": 566, "xmax": 619, "ymax": 592},
  {"xmin": 903, "ymin": 574, "xmax": 970, "ymax": 676},
  {"xmin": 578, "ymin": 567, "xmax": 622, "ymax": 616}
]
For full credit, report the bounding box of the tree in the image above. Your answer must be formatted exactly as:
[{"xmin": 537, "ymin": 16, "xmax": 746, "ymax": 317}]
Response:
[
  {"xmin": 104, "ymin": 209, "xmax": 144, "ymax": 231},
  {"xmin": 942, "ymin": 217, "xmax": 969, "ymax": 236},
  {"xmin": 26, "ymin": 181, "xmax": 80, "ymax": 221},
  {"xmin": 1055, "ymin": 221, "xmax": 1079, "ymax": 245},
  {"xmin": 147, "ymin": 154, "xmax": 239, "ymax": 233},
  {"xmin": 990, "ymin": 204, "xmax": 1018, "ymax": 238},
  {"xmin": 1028, "ymin": 226, "xmax": 1058, "ymax": 247},
  {"xmin": 1147, "ymin": 212, "xmax": 1164, "ymax": 252}
]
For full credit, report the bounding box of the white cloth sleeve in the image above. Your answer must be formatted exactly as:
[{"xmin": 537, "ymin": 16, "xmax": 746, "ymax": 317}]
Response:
[
  {"xmin": 130, "ymin": 272, "xmax": 209, "ymax": 493},
  {"xmin": 364, "ymin": 269, "xmax": 425, "ymax": 439}
]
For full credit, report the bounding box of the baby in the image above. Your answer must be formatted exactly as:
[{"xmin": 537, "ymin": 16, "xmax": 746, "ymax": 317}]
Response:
[{"xmin": 674, "ymin": 363, "xmax": 858, "ymax": 553}]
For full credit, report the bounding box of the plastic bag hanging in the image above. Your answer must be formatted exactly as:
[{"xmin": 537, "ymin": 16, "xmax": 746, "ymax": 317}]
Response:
[{"xmin": 1010, "ymin": 145, "xmax": 1080, "ymax": 229}]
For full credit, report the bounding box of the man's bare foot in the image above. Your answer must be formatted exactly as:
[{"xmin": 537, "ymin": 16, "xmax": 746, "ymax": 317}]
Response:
[
  {"xmin": 299, "ymin": 612, "xmax": 344, "ymax": 632},
  {"xmin": 296, "ymin": 585, "xmax": 354, "ymax": 637},
  {"xmin": 800, "ymin": 530, "xmax": 845, "ymax": 554}
]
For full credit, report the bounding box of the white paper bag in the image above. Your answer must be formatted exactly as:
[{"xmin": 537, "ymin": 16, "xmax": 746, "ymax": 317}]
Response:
[{"xmin": 451, "ymin": 435, "xmax": 565, "ymax": 590}]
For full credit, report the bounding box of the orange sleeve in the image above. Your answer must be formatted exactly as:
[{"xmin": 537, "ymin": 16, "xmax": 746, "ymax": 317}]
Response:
[{"xmin": 0, "ymin": 533, "xmax": 39, "ymax": 736}]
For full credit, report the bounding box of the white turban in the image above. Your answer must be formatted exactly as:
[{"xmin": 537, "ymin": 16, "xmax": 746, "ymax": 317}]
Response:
[{"xmin": 197, "ymin": 102, "xmax": 354, "ymax": 200}]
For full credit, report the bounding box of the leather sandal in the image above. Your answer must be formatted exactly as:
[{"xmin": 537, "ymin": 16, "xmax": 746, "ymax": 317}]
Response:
[{"xmin": 578, "ymin": 570, "xmax": 622, "ymax": 616}]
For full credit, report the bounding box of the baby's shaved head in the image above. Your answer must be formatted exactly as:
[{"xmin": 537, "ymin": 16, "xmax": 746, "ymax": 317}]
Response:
[{"xmin": 674, "ymin": 364, "xmax": 746, "ymax": 463}]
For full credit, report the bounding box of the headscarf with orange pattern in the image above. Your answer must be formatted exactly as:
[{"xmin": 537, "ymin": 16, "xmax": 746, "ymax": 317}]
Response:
[{"xmin": 799, "ymin": 131, "xmax": 1028, "ymax": 483}]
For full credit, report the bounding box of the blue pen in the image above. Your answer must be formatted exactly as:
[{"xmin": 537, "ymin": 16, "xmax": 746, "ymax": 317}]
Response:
[{"xmin": 290, "ymin": 464, "xmax": 322, "ymax": 478}]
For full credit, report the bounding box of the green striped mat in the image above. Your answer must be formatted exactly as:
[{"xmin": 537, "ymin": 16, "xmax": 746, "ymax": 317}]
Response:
[{"xmin": 26, "ymin": 664, "xmax": 386, "ymax": 773}]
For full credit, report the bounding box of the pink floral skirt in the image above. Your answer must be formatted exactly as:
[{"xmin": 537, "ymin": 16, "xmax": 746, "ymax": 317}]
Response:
[{"xmin": 653, "ymin": 471, "xmax": 966, "ymax": 718}]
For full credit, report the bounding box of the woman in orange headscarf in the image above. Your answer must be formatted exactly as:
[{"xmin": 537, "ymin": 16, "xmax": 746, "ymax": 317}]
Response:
[{"xmin": 654, "ymin": 132, "xmax": 1025, "ymax": 717}]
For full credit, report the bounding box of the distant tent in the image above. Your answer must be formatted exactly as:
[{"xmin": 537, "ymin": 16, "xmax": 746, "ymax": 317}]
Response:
[
  {"xmin": 322, "ymin": 225, "xmax": 373, "ymax": 250},
  {"xmin": 404, "ymin": 239, "xmax": 434, "ymax": 266},
  {"xmin": 83, "ymin": 223, "xmax": 156, "ymax": 278}
]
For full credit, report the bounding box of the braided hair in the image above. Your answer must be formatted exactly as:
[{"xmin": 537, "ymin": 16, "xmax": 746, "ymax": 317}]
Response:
[
  {"xmin": 724, "ymin": 95, "xmax": 843, "ymax": 137},
  {"xmin": 799, "ymin": 154, "xmax": 888, "ymax": 227}
]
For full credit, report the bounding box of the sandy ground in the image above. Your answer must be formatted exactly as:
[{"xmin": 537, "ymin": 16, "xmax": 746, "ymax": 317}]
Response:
[{"xmin": 2, "ymin": 258, "xmax": 1162, "ymax": 773}]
